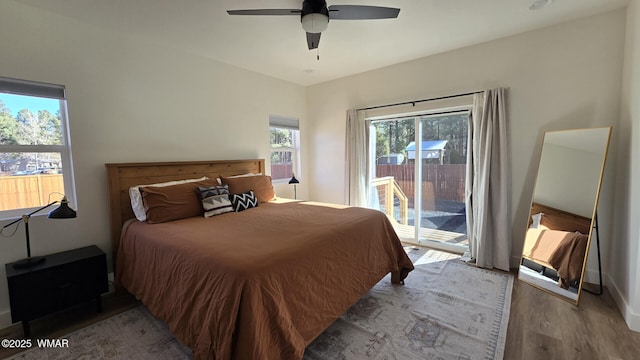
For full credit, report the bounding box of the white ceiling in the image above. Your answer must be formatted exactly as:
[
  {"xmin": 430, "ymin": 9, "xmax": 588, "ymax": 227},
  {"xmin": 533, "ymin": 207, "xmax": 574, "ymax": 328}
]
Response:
[{"xmin": 14, "ymin": 0, "xmax": 629, "ymax": 86}]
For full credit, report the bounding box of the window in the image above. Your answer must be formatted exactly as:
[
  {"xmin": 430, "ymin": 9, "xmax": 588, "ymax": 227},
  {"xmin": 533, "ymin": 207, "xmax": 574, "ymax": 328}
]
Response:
[
  {"xmin": 269, "ymin": 115, "xmax": 300, "ymax": 182},
  {"xmin": 368, "ymin": 106, "xmax": 471, "ymax": 254},
  {"xmin": 0, "ymin": 77, "xmax": 76, "ymax": 218}
]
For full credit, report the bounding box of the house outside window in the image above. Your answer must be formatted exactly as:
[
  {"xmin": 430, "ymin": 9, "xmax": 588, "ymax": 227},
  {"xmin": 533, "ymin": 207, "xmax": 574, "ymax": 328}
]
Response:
[
  {"xmin": 0, "ymin": 77, "xmax": 76, "ymax": 218},
  {"xmin": 269, "ymin": 115, "xmax": 300, "ymax": 182}
]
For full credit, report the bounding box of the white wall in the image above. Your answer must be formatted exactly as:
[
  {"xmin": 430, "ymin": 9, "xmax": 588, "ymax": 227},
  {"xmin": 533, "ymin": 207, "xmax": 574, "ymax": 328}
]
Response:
[
  {"xmin": 307, "ymin": 8, "xmax": 625, "ymax": 308},
  {"xmin": 611, "ymin": 0, "xmax": 640, "ymax": 332},
  {"xmin": 0, "ymin": 1, "xmax": 307, "ymax": 328}
]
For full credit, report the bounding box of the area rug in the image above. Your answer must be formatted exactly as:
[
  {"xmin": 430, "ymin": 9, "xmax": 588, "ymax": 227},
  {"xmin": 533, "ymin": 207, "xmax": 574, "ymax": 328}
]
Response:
[
  {"xmin": 8, "ymin": 248, "xmax": 513, "ymax": 360},
  {"xmin": 304, "ymin": 247, "xmax": 513, "ymax": 360},
  {"xmin": 6, "ymin": 306, "xmax": 192, "ymax": 360}
]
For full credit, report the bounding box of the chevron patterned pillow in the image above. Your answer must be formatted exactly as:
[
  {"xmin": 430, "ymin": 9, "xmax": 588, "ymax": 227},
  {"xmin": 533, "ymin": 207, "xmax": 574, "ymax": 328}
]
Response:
[
  {"xmin": 230, "ymin": 190, "xmax": 258, "ymax": 212},
  {"xmin": 197, "ymin": 185, "xmax": 233, "ymax": 217}
]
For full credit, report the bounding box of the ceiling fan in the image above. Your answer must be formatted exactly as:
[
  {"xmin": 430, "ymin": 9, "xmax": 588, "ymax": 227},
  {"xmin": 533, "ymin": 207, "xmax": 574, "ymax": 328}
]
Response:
[{"xmin": 227, "ymin": 0, "xmax": 400, "ymax": 50}]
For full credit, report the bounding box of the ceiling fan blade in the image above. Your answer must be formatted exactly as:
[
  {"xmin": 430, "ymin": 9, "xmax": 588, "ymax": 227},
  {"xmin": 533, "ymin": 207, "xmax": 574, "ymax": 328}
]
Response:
[
  {"xmin": 306, "ymin": 32, "xmax": 321, "ymax": 50},
  {"xmin": 227, "ymin": 9, "xmax": 301, "ymax": 16},
  {"xmin": 328, "ymin": 5, "xmax": 400, "ymax": 20}
]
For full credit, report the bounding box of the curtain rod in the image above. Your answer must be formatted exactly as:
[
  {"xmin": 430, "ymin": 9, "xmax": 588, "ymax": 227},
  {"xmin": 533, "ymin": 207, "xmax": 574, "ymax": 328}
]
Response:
[
  {"xmin": 368, "ymin": 108, "xmax": 470, "ymax": 123},
  {"xmin": 356, "ymin": 90, "xmax": 483, "ymax": 112}
]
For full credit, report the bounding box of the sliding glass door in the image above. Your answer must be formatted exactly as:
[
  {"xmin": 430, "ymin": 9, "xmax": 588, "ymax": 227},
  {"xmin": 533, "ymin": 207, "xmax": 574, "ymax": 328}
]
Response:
[{"xmin": 369, "ymin": 110, "xmax": 469, "ymax": 253}]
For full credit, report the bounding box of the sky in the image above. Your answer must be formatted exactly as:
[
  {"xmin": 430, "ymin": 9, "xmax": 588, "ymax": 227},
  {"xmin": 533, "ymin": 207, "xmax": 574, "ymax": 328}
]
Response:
[{"xmin": 0, "ymin": 93, "xmax": 60, "ymax": 117}]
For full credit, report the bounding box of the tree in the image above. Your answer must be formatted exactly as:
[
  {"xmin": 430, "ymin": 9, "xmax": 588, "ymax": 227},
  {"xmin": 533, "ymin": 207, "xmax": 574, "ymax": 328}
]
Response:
[
  {"xmin": 38, "ymin": 110, "xmax": 62, "ymax": 145},
  {"xmin": 0, "ymin": 100, "xmax": 18, "ymax": 145},
  {"xmin": 421, "ymin": 114, "xmax": 468, "ymax": 164},
  {"xmin": 375, "ymin": 126, "xmax": 390, "ymax": 159},
  {"xmin": 373, "ymin": 114, "xmax": 469, "ymax": 164},
  {"xmin": 373, "ymin": 118, "xmax": 415, "ymax": 159},
  {"xmin": 16, "ymin": 109, "xmax": 40, "ymax": 145},
  {"xmin": 0, "ymin": 102, "xmax": 65, "ymax": 172},
  {"xmin": 270, "ymin": 128, "xmax": 293, "ymax": 164}
]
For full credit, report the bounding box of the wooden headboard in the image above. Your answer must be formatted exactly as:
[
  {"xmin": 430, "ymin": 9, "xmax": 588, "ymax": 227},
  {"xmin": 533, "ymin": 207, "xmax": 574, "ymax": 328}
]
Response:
[
  {"xmin": 530, "ymin": 202, "xmax": 593, "ymax": 235},
  {"xmin": 105, "ymin": 159, "xmax": 265, "ymax": 264}
]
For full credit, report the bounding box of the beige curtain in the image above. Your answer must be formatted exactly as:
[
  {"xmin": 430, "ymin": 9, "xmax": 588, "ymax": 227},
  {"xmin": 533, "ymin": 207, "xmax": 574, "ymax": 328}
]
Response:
[
  {"xmin": 465, "ymin": 88, "xmax": 510, "ymax": 271},
  {"xmin": 345, "ymin": 109, "xmax": 370, "ymax": 207}
]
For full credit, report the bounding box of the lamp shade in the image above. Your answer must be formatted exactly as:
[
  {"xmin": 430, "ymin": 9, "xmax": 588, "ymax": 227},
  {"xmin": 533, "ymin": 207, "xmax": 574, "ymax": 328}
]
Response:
[
  {"xmin": 289, "ymin": 175, "xmax": 300, "ymax": 184},
  {"xmin": 301, "ymin": 13, "xmax": 329, "ymax": 33},
  {"xmin": 48, "ymin": 197, "xmax": 77, "ymax": 219},
  {"xmin": 2, "ymin": 194, "xmax": 77, "ymax": 269}
]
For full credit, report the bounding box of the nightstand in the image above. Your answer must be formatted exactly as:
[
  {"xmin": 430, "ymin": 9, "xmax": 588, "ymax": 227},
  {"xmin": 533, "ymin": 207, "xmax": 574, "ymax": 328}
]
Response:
[{"xmin": 5, "ymin": 245, "xmax": 109, "ymax": 338}]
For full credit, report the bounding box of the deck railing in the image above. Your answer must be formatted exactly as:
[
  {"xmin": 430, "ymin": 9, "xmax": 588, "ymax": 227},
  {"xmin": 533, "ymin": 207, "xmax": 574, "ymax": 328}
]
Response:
[{"xmin": 371, "ymin": 176, "xmax": 408, "ymax": 225}]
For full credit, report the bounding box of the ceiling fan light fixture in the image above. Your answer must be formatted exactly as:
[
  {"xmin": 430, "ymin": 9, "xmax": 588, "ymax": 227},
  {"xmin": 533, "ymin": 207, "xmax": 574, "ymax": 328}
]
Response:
[{"xmin": 301, "ymin": 13, "xmax": 329, "ymax": 33}]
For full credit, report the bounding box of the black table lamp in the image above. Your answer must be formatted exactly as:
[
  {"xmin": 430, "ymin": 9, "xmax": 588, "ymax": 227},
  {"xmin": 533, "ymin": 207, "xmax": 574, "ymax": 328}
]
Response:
[
  {"xmin": 288, "ymin": 174, "xmax": 300, "ymax": 199},
  {"xmin": 2, "ymin": 196, "xmax": 77, "ymax": 269}
]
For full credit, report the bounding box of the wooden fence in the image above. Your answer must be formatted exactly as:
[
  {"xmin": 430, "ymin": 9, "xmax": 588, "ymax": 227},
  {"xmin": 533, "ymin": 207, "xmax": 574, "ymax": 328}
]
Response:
[
  {"xmin": 271, "ymin": 163, "xmax": 293, "ymax": 180},
  {"xmin": 0, "ymin": 174, "xmax": 64, "ymax": 211},
  {"xmin": 376, "ymin": 164, "xmax": 466, "ymax": 204}
]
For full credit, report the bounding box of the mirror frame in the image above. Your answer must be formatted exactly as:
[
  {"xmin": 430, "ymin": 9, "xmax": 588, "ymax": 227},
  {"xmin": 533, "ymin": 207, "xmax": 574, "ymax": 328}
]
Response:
[{"xmin": 518, "ymin": 126, "xmax": 612, "ymax": 305}]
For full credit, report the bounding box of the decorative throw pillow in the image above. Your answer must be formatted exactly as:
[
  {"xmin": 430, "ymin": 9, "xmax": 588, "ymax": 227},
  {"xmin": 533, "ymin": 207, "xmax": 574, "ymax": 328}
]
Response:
[
  {"xmin": 230, "ymin": 190, "xmax": 258, "ymax": 212},
  {"xmin": 197, "ymin": 185, "xmax": 229, "ymax": 197},
  {"xmin": 197, "ymin": 185, "xmax": 233, "ymax": 217},
  {"xmin": 220, "ymin": 175, "xmax": 275, "ymax": 203}
]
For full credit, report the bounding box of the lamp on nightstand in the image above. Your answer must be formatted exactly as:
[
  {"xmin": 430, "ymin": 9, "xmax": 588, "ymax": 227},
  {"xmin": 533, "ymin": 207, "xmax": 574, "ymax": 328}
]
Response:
[
  {"xmin": 288, "ymin": 174, "xmax": 300, "ymax": 199},
  {"xmin": 1, "ymin": 195, "xmax": 77, "ymax": 269}
]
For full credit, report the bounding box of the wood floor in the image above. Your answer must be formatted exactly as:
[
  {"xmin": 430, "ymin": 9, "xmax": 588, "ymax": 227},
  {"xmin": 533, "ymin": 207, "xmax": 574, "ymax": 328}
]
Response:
[
  {"xmin": 1, "ymin": 270, "xmax": 639, "ymax": 359},
  {"xmin": 506, "ymin": 280, "xmax": 640, "ymax": 360}
]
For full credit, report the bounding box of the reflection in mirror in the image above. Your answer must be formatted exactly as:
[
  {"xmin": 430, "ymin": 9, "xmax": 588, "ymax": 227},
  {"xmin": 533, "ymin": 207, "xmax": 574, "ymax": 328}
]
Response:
[{"xmin": 518, "ymin": 127, "xmax": 611, "ymax": 304}]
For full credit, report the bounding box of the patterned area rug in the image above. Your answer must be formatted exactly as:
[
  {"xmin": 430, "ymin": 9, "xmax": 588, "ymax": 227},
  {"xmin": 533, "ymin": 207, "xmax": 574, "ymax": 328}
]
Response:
[
  {"xmin": 6, "ymin": 306, "xmax": 192, "ymax": 360},
  {"xmin": 304, "ymin": 247, "xmax": 513, "ymax": 360},
  {"xmin": 8, "ymin": 247, "xmax": 513, "ymax": 360}
]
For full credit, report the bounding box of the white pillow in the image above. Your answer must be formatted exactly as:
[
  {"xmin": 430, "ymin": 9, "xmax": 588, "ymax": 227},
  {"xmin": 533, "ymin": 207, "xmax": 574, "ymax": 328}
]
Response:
[
  {"xmin": 129, "ymin": 177, "xmax": 208, "ymax": 221},
  {"xmin": 530, "ymin": 212, "xmax": 543, "ymax": 229}
]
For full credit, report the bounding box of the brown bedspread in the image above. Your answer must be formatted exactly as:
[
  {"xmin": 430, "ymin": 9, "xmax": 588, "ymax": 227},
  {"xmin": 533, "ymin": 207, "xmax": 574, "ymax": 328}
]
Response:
[
  {"xmin": 522, "ymin": 228, "xmax": 588, "ymax": 289},
  {"xmin": 548, "ymin": 231, "xmax": 589, "ymax": 289},
  {"xmin": 116, "ymin": 200, "xmax": 413, "ymax": 360}
]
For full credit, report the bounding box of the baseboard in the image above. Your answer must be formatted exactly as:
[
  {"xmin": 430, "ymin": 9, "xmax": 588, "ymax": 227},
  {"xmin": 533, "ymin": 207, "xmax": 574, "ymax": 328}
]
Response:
[
  {"xmin": 583, "ymin": 267, "xmax": 602, "ymax": 285},
  {"xmin": 0, "ymin": 308, "xmax": 13, "ymax": 330},
  {"xmin": 606, "ymin": 273, "xmax": 640, "ymax": 332}
]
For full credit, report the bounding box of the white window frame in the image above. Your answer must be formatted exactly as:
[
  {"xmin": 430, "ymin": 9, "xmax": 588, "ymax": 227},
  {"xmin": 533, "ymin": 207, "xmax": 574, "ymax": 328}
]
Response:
[
  {"xmin": 367, "ymin": 105, "xmax": 472, "ymax": 253},
  {"xmin": 269, "ymin": 115, "xmax": 300, "ymax": 183},
  {"xmin": 0, "ymin": 77, "xmax": 76, "ymax": 220}
]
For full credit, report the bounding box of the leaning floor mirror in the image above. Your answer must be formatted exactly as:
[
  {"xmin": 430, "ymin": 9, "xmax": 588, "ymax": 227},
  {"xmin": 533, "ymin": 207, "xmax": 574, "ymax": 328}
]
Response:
[{"xmin": 518, "ymin": 127, "xmax": 612, "ymax": 304}]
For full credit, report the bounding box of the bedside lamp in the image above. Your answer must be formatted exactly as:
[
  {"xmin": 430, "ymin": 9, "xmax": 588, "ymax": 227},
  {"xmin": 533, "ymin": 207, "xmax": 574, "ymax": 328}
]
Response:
[
  {"xmin": 1, "ymin": 195, "xmax": 77, "ymax": 269},
  {"xmin": 288, "ymin": 174, "xmax": 300, "ymax": 200}
]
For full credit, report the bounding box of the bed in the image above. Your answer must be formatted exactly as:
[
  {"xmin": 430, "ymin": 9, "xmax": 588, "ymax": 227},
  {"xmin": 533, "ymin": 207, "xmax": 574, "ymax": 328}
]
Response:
[
  {"xmin": 105, "ymin": 159, "xmax": 414, "ymax": 360},
  {"xmin": 521, "ymin": 202, "xmax": 591, "ymax": 289}
]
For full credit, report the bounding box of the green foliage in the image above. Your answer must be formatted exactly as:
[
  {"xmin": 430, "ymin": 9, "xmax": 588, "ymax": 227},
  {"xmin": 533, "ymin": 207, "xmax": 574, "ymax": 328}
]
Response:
[
  {"xmin": 270, "ymin": 127, "xmax": 292, "ymax": 149},
  {"xmin": 37, "ymin": 110, "xmax": 62, "ymax": 145},
  {"xmin": 0, "ymin": 99, "xmax": 64, "ymax": 172},
  {"xmin": 422, "ymin": 114, "xmax": 468, "ymax": 164},
  {"xmin": 376, "ymin": 130, "xmax": 390, "ymax": 159},
  {"xmin": 0, "ymin": 105, "xmax": 63, "ymax": 146},
  {"xmin": 270, "ymin": 127, "xmax": 294, "ymax": 165},
  {"xmin": 373, "ymin": 118, "xmax": 415, "ymax": 160},
  {"xmin": 0, "ymin": 100, "xmax": 18, "ymax": 145},
  {"xmin": 373, "ymin": 113, "xmax": 469, "ymax": 164}
]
